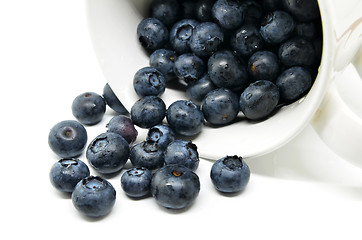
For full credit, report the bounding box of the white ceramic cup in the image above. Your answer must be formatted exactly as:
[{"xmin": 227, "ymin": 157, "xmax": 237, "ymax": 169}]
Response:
[{"xmin": 86, "ymin": 0, "xmax": 362, "ymax": 164}]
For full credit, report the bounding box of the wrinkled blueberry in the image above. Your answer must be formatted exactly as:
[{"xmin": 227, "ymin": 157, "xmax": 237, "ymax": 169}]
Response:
[
  {"xmin": 212, "ymin": 0, "xmax": 244, "ymax": 30},
  {"xmin": 278, "ymin": 37, "xmax": 315, "ymax": 67},
  {"xmin": 133, "ymin": 67, "xmax": 166, "ymax": 97},
  {"xmin": 248, "ymin": 51, "xmax": 280, "ymax": 82},
  {"xmin": 146, "ymin": 124, "xmax": 175, "ymax": 151},
  {"xmin": 137, "ymin": 18, "xmax": 169, "ymax": 52},
  {"xmin": 149, "ymin": 49, "xmax": 178, "ymax": 82},
  {"xmin": 130, "ymin": 140, "xmax": 164, "ymax": 171},
  {"xmin": 106, "ymin": 115, "xmax": 138, "ymax": 144},
  {"xmin": 186, "ymin": 73, "xmax": 216, "ymax": 106},
  {"xmin": 169, "ymin": 19, "xmax": 199, "ymax": 54},
  {"xmin": 173, "ymin": 53, "xmax": 205, "ymax": 84},
  {"xmin": 131, "ymin": 96, "xmax": 166, "ymax": 129},
  {"xmin": 164, "ymin": 140, "xmax": 199, "ymax": 171},
  {"xmin": 150, "ymin": 0, "xmax": 181, "ymax": 28},
  {"xmin": 71, "ymin": 92, "xmax": 106, "ymax": 125},
  {"xmin": 103, "ymin": 83, "xmax": 129, "ymax": 115},
  {"xmin": 230, "ymin": 24, "xmax": 264, "ymax": 57},
  {"xmin": 121, "ymin": 167, "xmax": 152, "ymax": 198}
]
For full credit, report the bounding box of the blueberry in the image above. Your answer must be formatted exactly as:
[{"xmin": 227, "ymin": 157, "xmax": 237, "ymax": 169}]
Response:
[
  {"xmin": 173, "ymin": 53, "xmax": 205, "ymax": 84},
  {"xmin": 230, "ymin": 24, "xmax": 264, "ymax": 57},
  {"xmin": 260, "ymin": 10, "xmax": 295, "ymax": 45},
  {"xmin": 150, "ymin": 0, "xmax": 181, "ymax": 28},
  {"xmin": 278, "ymin": 37, "xmax": 315, "ymax": 67},
  {"xmin": 48, "ymin": 120, "xmax": 87, "ymax": 158},
  {"xmin": 275, "ymin": 66, "xmax": 312, "ymax": 102},
  {"xmin": 166, "ymin": 100, "xmax": 204, "ymax": 136},
  {"xmin": 151, "ymin": 164, "xmax": 200, "ymax": 210},
  {"xmin": 102, "ymin": 83, "xmax": 129, "ymax": 115},
  {"xmin": 281, "ymin": 0, "xmax": 319, "ymax": 22},
  {"xmin": 212, "ymin": 0, "xmax": 244, "ymax": 30},
  {"xmin": 149, "ymin": 49, "xmax": 178, "ymax": 82},
  {"xmin": 186, "ymin": 73, "xmax": 217, "ymax": 106},
  {"xmin": 239, "ymin": 80, "xmax": 280, "ymax": 120},
  {"xmin": 195, "ymin": 0, "xmax": 216, "ymax": 22},
  {"xmin": 72, "ymin": 176, "xmax": 116, "ymax": 218},
  {"xmin": 164, "ymin": 140, "xmax": 199, "ymax": 171},
  {"xmin": 146, "ymin": 124, "xmax": 175, "ymax": 150},
  {"xmin": 169, "ymin": 19, "xmax": 199, "ymax": 54},
  {"xmin": 190, "ymin": 21, "xmax": 224, "ymax": 58},
  {"xmin": 49, "ymin": 158, "xmax": 90, "ymax": 193},
  {"xmin": 86, "ymin": 132, "xmax": 130, "ymax": 174},
  {"xmin": 121, "ymin": 167, "xmax": 152, "ymax": 198},
  {"xmin": 106, "ymin": 115, "xmax": 138, "ymax": 144},
  {"xmin": 137, "ymin": 18, "xmax": 169, "ymax": 52},
  {"xmin": 71, "ymin": 92, "xmax": 106, "ymax": 125},
  {"xmin": 207, "ymin": 50, "xmax": 249, "ymax": 92},
  {"xmin": 133, "ymin": 67, "xmax": 166, "ymax": 97},
  {"xmin": 129, "ymin": 140, "xmax": 164, "ymax": 171},
  {"xmin": 130, "ymin": 96, "xmax": 166, "ymax": 129},
  {"xmin": 179, "ymin": 0, "xmax": 198, "ymax": 19},
  {"xmin": 241, "ymin": 0, "xmax": 263, "ymax": 24},
  {"xmin": 201, "ymin": 88, "xmax": 239, "ymax": 126},
  {"xmin": 248, "ymin": 51, "xmax": 280, "ymax": 82},
  {"xmin": 210, "ymin": 155, "xmax": 250, "ymax": 193}
]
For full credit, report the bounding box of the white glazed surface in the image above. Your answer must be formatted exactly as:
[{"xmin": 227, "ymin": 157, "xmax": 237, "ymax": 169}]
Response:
[{"xmin": 86, "ymin": 0, "xmax": 361, "ymax": 160}]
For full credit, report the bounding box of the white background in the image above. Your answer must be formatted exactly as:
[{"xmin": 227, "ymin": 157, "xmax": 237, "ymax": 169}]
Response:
[{"xmin": 1, "ymin": 1, "xmax": 362, "ymax": 240}]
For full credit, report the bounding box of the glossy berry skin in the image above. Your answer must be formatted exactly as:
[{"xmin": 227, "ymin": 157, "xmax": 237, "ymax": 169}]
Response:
[
  {"xmin": 260, "ymin": 10, "xmax": 295, "ymax": 45},
  {"xmin": 133, "ymin": 67, "xmax": 166, "ymax": 97},
  {"xmin": 190, "ymin": 22, "xmax": 224, "ymax": 58},
  {"xmin": 239, "ymin": 80, "xmax": 280, "ymax": 120},
  {"xmin": 212, "ymin": 0, "xmax": 244, "ymax": 30},
  {"xmin": 186, "ymin": 74, "xmax": 216, "ymax": 106},
  {"xmin": 72, "ymin": 176, "xmax": 116, "ymax": 218},
  {"xmin": 278, "ymin": 37, "xmax": 315, "ymax": 67},
  {"xmin": 103, "ymin": 83, "xmax": 129, "ymax": 115},
  {"xmin": 173, "ymin": 53, "xmax": 205, "ymax": 84},
  {"xmin": 201, "ymin": 88, "xmax": 239, "ymax": 126},
  {"xmin": 210, "ymin": 155, "xmax": 250, "ymax": 193},
  {"xmin": 106, "ymin": 115, "xmax": 138, "ymax": 144},
  {"xmin": 131, "ymin": 96, "xmax": 166, "ymax": 129},
  {"xmin": 166, "ymin": 100, "xmax": 204, "ymax": 136},
  {"xmin": 86, "ymin": 132, "xmax": 130, "ymax": 174},
  {"xmin": 130, "ymin": 140, "xmax": 164, "ymax": 171},
  {"xmin": 276, "ymin": 66, "xmax": 312, "ymax": 102},
  {"xmin": 207, "ymin": 50, "xmax": 249, "ymax": 92},
  {"xmin": 48, "ymin": 120, "xmax": 87, "ymax": 158},
  {"xmin": 248, "ymin": 51, "xmax": 279, "ymax": 82},
  {"xmin": 146, "ymin": 124, "xmax": 175, "ymax": 151},
  {"xmin": 150, "ymin": 0, "xmax": 181, "ymax": 28},
  {"xmin": 230, "ymin": 24, "xmax": 264, "ymax": 58},
  {"xmin": 151, "ymin": 164, "xmax": 200, "ymax": 210},
  {"xmin": 121, "ymin": 167, "xmax": 152, "ymax": 198},
  {"xmin": 137, "ymin": 18, "xmax": 169, "ymax": 52},
  {"xmin": 49, "ymin": 158, "xmax": 90, "ymax": 193},
  {"xmin": 164, "ymin": 140, "xmax": 199, "ymax": 171},
  {"xmin": 149, "ymin": 49, "xmax": 177, "ymax": 82},
  {"xmin": 169, "ymin": 19, "xmax": 199, "ymax": 54},
  {"xmin": 71, "ymin": 92, "xmax": 106, "ymax": 125},
  {"xmin": 280, "ymin": 0, "xmax": 319, "ymax": 22}
]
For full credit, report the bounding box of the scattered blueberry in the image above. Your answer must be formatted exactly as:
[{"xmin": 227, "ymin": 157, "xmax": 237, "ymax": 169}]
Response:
[
  {"xmin": 71, "ymin": 92, "xmax": 106, "ymax": 125},
  {"xmin": 212, "ymin": 0, "xmax": 244, "ymax": 30},
  {"xmin": 129, "ymin": 140, "xmax": 164, "ymax": 171},
  {"xmin": 173, "ymin": 53, "xmax": 205, "ymax": 84},
  {"xmin": 186, "ymin": 73, "xmax": 216, "ymax": 106},
  {"xmin": 133, "ymin": 67, "xmax": 166, "ymax": 97},
  {"xmin": 146, "ymin": 124, "xmax": 175, "ymax": 150},
  {"xmin": 248, "ymin": 51, "xmax": 280, "ymax": 82},
  {"xmin": 149, "ymin": 49, "xmax": 178, "ymax": 82},
  {"xmin": 164, "ymin": 140, "xmax": 199, "ymax": 171},
  {"xmin": 106, "ymin": 115, "xmax": 138, "ymax": 144},
  {"xmin": 48, "ymin": 120, "xmax": 87, "ymax": 158},
  {"xmin": 137, "ymin": 17, "xmax": 169, "ymax": 52},
  {"xmin": 103, "ymin": 83, "xmax": 129, "ymax": 115},
  {"xmin": 278, "ymin": 37, "xmax": 315, "ymax": 67},
  {"xmin": 169, "ymin": 19, "xmax": 199, "ymax": 54},
  {"xmin": 131, "ymin": 96, "xmax": 166, "ymax": 129},
  {"xmin": 121, "ymin": 167, "xmax": 152, "ymax": 198}
]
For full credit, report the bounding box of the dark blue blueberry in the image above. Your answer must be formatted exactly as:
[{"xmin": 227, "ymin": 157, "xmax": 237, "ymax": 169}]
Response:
[
  {"xmin": 130, "ymin": 140, "xmax": 164, "ymax": 171},
  {"xmin": 294, "ymin": 21, "xmax": 316, "ymax": 41},
  {"xmin": 275, "ymin": 66, "xmax": 312, "ymax": 102},
  {"xmin": 133, "ymin": 67, "xmax": 166, "ymax": 97},
  {"xmin": 150, "ymin": 0, "xmax": 181, "ymax": 28},
  {"xmin": 262, "ymin": 0, "xmax": 281, "ymax": 12},
  {"xmin": 281, "ymin": 0, "xmax": 319, "ymax": 22},
  {"xmin": 278, "ymin": 37, "xmax": 315, "ymax": 67},
  {"xmin": 186, "ymin": 74, "xmax": 217, "ymax": 106},
  {"xmin": 240, "ymin": 0, "xmax": 263, "ymax": 24},
  {"xmin": 239, "ymin": 80, "xmax": 280, "ymax": 120},
  {"xmin": 149, "ymin": 49, "xmax": 177, "ymax": 82},
  {"xmin": 86, "ymin": 132, "xmax": 130, "ymax": 174},
  {"xmin": 48, "ymin": 120, "xmax": 87, "ymax": 158},
  {"xmin": 212, "ymin": 0, "xmax": 244, "ymax": 30},
  {"xmin": 71, "ymin": 92, "xmax": 106, "ymax": 125},
  {"xmin": 169, "ymin": 19, "xmax": 199, "ymax": 54},
  {"xmin": 49, "ymin": 158, "xmax": 90, "ymax": 193},
  {"xmin": 103, "ymin": 83, "xmax": 129, "ymax": 115},
  {"xmin": 207, "ymin": 50, "xmax": 249, "ymax": 92},
  {"xmin": 201, "ymin": 88, "xmax": 239, "ymax": 125},
  {"xmin": 210, "ymin": 155, "xmax": 250, "ymax": 193},
  {"xmin": 173, "ymin": 53, "xmax": 205, "ymax": 84},
  {"xmin": 106, "ymin": 115, "xmax": 138, "ymax": 144},
  {"xmin": 121, "ymin": 167, "xmax": 152, "ymax": 198},
  {"xmin": 179, "ymin": 0, "xmax": 198, "ymax": 19},
  {"xmin": 151, "ymin": 164, "xmax": 200, "ymax": 210},
  {"xmin": 190, "ymin": 22, "xmax": 224, "ymax": 58},
  {"xmin": 166, "ymin": 100, "xmax": 204, "ymax": 136},
  {"xmin": 230, "ymin": 24, "xmax": 264, "ymax": 57},
  {"xmin": 248, "ymin": 51, "xmax": 280, "ymax": 82},
  {"xmin": 164, "ymin": 140, "xmax": 199, "ymax": 171},
  {"xmin": 260, "ymin": 10, "xmax": 295, "ymax": 45},
  {"xmin": 72, "ymin": 176, "xmax": 116, "ymax": 218},
  {"xmin": 137, "ymin": 18, "xmax": 169, "ymax": 52},
  {"xmin": 146, "ymin": 124, "xmax": 175, "ymax": 150},
  {"xmin": 130, "ymin": 96, "xmax": 166, "ymax": 129},
  {"xmin": 195, "ymin": 0, "xmax": 216, "ymax": 22}
]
